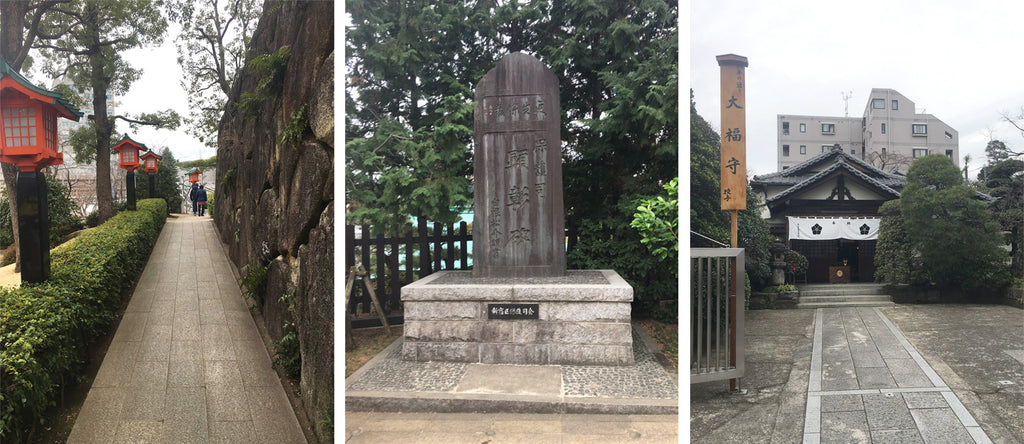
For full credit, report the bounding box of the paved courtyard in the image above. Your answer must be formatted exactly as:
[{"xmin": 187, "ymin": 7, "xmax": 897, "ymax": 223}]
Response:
[{"xmin": 691, "ymin": 304, "xmax": 1023, "ymax": 443}]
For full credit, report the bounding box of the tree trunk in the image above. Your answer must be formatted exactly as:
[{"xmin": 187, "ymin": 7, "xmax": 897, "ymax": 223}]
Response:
[
  {"xmin": 84, "ymin": 4, "xmax": 115, "ymax": 223},
  {"xmin": 1, "ymin": 1, "xmax": 27, "ymax": 272}
]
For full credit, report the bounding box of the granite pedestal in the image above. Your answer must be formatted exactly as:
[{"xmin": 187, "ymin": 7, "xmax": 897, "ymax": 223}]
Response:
[{"xmin": 401, "ymin": 270, "xmax": 634, "ymax": 366}]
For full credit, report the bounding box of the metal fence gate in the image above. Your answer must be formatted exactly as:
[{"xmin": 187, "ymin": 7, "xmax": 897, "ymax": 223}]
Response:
[{"xmin": 690, "ymin": 248, "xmax": 745, "ymax": 385}]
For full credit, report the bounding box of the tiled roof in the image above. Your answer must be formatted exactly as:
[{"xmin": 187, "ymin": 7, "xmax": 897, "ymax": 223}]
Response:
[{"xmin": 764, "ymin": 159, "xmax": 902, "ymax": 204}]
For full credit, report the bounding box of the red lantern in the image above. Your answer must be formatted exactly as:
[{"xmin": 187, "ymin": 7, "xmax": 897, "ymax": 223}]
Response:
[
  {"xmin": 111, "ymin": 134, "xmax": 146, "ymax": 171},
  {"xmin": 140, "ymin": 149, "xmax": 161, "ymax": 173},
  {"xmin": 186, "ymin": 167, "xmax": 201, "ymax": 184},
  {"xmin": 1, "ymin": 59, "xmax": 82, "ymax": 172}
]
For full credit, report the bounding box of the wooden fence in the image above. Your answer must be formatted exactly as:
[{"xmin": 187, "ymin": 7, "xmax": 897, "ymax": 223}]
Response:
[
  {"xmin": 345, "ymin": 217, "xmax": 580, "ymax": 323},
  {"xmin": 345, "ymin": 219, "xmax": 472, "ymax": 319}
]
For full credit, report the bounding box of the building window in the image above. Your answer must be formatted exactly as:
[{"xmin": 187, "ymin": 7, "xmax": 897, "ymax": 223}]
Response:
[
  {"xmin": 872, "ymin": 98, "xmax": 885, "ymax": 109},
  {"xmin": 913, "ymin": 148, "xmax": 928, "ymax": 158},
  {"xmin": 892, "ymin": 100, "xmax": 898, "ymax": 110},
  {"xmin": 881, "ymin": 147, "xmax": 887, "ymax": 155},
  {"xmin": 945, "ymin": 149, "xmax": 953, "ymax": 158},
  {"xmin": 800, "ymin": 145, "xmax": 806, "ymax": 154},
  {"xmin": 800, "ymin": 123, "xmax": 806, "ymax": 133},
  {"xmin": 783, "ymin": 122, "xmax": 789, "ymax": 135},
  {"xmin": 881, "ymin": 123, "xmax": 886, "ymax": 134},
  {"xmin": 821, "ymin": 123, "xmax": 835, "ymax": 134},
  {"xmin": 783, "ymin": 145, "xmax": 790, "ymax": 156},
  {"xmin": 851, "ymin": 150, "xmax": 856, "ymax": 155},
  {"xmin": 945, "ymin": 131, "xmax": 953, "ymax": 139},
  {"xmin": 912, "ymin": 124, "xmax": 927, "ymax": 135},
  {"xmin": 782, "ymin": 166, "xmax": 790, "ymax": 170},
  {"xmin": 822, "ymin": 145, "xmax": 832, "ymax": 153}
]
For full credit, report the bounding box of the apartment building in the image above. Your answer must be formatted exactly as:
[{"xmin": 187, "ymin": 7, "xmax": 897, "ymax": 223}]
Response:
[{"xmin": 777, "ymin": 89, "xmax": 958, "ymax": 174}]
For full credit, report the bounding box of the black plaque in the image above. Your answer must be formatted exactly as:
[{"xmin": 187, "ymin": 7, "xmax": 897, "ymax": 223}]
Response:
[
  {"xmin": 473, "ymin": 52, "xmax": 565, "ymax": 278},
  {"xmin": 487, "ymin": 303, "xmax": 540, "ymax": 320}
]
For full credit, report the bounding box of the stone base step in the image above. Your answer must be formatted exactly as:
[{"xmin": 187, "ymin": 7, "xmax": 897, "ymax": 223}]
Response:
[
  {"xmin": 798, "ymin": 300, "xmax": 895, "ymax": 309},
  {"xmin": 796, "ymin": 283, "xmax": 888, "ymax": 296},
  {"xmin": 799, "ymin": 295, "xmax": 892, "ymax": 304}
]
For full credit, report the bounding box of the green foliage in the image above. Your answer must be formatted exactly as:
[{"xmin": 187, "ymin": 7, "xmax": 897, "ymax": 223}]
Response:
[
  {"xmin": 238, "ymin": 262, "xmax": 270, "ymax": 305},
  {"xmin": 270, "ymin": 291, "xmax": 301, "ymax": 379},
  {"xmin": 983, "ymin": 159, "xmax": 1023, "ymax": 269},
  {"xmin": 236, "ymin": 45, "xmax": 291, "ymax": 118},
  {"xmin": 874, "ymin": 200, "xmax": 922, "ymax": 285},
  {"xmin": 900, "ymin": 155, "xmax": 1010, "ymax": 291},
  {"xmin": 0, "ymin": 199, "xmax": 166, "ymax": 441},
  {"xmin": 206, "ymin": 190, "xmax": 215, "ymax": 216},
  {"xmin": 763, "ymin": 284, "xmax": 798, "ymax": 294},
  {"xmin": 0, "ymin": 175, "xmax": 83, "ymax": 250},
  {"xmin": 738, "ymin": 192, "xmax": 772, "ymax": 289},
  {"xmin": 690, "ymin": 91, "xmax": 728, "ymax": 244},
  {"xmin": 631, "ymin": 177, "xmax": 678, "ymax": 261},
  {"xmin": 178, "ymin": 156, "xmax": 217, "ymax": 169},
  {"xmin": 783, "ymin": 250, "xmax": 808, "ymax": 276},
  {"xmin": 279, "ymin": 105, "xmax": 309, "ymax": 150},
  {"xmin": 346, "ymin": 98, "xmax": 473, "ymax": 235},
  {"xmin": 134, "ymin": 147, "xmax": 183, "ymax": 214}
]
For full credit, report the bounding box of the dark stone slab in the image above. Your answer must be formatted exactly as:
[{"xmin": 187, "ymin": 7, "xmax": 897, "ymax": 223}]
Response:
[
  {"xmin": 472, "ymin": 52, "xmax": 565, "ymax": 278},
  {"xmin": 428, "ymin": 270, "xmax": 607, "ymax": 286},
  {"xmin": 863, "ymin": 393, "xmax": 916, "ymax": 430}
]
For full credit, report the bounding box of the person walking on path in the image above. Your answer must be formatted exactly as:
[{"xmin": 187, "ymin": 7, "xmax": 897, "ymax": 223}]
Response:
[
  {"xmin": 189, "ymin": 182, "xmax": 199, "ymax": 216},
  {"xmin": 197, "ymin": 184, "xmax": 208, "ymax": 216}
]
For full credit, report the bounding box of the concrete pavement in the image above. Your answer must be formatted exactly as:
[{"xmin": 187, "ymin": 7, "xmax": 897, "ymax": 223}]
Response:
[
  {"xmin": 690, "ymin": 304, "xmax": 1024, "ymax": 443},
  {"xmin": 346, "ymin": 412, "xmax": 678, "ymax": 443},
  {"xmin": 67, "ymin": 215, "xmax": 306, "ymax": 443}
]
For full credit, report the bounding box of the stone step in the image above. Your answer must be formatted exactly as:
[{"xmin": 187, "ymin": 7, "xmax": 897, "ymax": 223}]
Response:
[
  {"xmin": 798, "ymin": 300, "xmax": 896, "ymax": 309},
  {"xmin": 797, "ymin": 284, "xmax": 888, "ymax": 296},
  {"xmin": 799, "ymin": 294, "xmax": 892, "ymax": 304}
]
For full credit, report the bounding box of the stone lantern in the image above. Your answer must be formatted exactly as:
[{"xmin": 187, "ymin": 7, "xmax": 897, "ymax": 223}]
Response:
[
  {"xmin": 769, "ymin": 241, "xmax": 788, "ymax": 286},
  {"xmin": 0, "ymin": 58, "xmax": 82, "ymax": 283},
  {"xmin": 111, "ymin": 134, "xmax": 146, "ymax": 211},
  {"xmin": 140, "ymin": 149, "xmax": 161, "ymax": 198}
]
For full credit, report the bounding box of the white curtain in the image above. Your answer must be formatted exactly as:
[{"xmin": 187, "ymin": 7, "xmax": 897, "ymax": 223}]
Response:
[{"xmin": 788, "ymin": 216, "xmax": 880, "ymax": 241}]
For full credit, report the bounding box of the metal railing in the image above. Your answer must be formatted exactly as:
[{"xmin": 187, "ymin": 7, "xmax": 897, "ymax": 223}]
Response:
[{"xmin": 690, "ymin": 248, "xmax": 745, "ymax": 384}]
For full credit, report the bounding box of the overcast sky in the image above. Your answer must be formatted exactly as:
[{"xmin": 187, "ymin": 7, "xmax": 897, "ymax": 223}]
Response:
[{"xmin": 689, "ymin": 0, "xmax": 1024, "ymax": 180}]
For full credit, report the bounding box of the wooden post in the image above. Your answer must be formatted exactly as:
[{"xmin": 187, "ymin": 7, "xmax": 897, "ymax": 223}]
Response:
[{"xmin": 718, "ymin": 54, "xmax": 748, "ymax": 393}]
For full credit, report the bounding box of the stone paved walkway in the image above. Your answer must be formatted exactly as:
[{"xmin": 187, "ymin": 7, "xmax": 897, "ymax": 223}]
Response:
[
  {"xmin": 804, "ymin": 307, "xmax": 992, "ymax": 443},
  {"xmin": 67, "ymin": 215, "xmax": 306, "ymax": 443}
]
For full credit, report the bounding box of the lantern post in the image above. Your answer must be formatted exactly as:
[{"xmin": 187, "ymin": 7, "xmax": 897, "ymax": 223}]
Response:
[
  {"xmin": 140, "ymin": 149, "xmax": 161, "ymax": 198},
  {"xmin": 111, "ymin": 134, "xmax": 145, "ymax": 211},
  {"xmin": 0, "ymin": 58, "xmax": 82, "ymax": 283}
]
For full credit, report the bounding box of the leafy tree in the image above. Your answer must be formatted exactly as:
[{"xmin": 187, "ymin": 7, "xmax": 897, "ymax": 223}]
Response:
[
  {"xmin": 632, "ymin": 177, "xmax": 678, "ymax": 261},
  {"xmin": 985, "ymin": 139, "xmax": 1013, "ymax": 164},
  {"xmin": 1, "ymin": 0, "xmax": 79, "ymax": 271},
  {"xmin": 689, "ymin": 92, "xmax": 772, "ymax": 288},
  {"xmin": 34, "ymin": 0, "xmax": 181, "ymax": 224},
  {"xmin": 900, "ymin": 155, "xmax": 1010, "ymax": 291},
  {"xmin": 0, "ymin": 175, "xmax": 81, "ymax": 250},
  {"xmin": 874, "ymin": 200, "xmax": 922, "ymax": 285},
  {"xmin": 690, "ymin": 91, "xmax": 728, "ymax": 245},
  {"xmin": 164, "ymin": 0, "xmax": 261, "ymax": 147},
  {"xmin": 984, "ymin": 158, "xmax": 1024, "ymax": 269},
  {"xmin": 134, "ymin": 147, "xmax": 183, "ymax": 214}
]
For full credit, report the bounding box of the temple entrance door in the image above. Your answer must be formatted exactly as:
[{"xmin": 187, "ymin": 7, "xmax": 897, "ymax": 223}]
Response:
[{"xmin": 837, "ymin": 239, "xmax": 860, "ymax": 282}]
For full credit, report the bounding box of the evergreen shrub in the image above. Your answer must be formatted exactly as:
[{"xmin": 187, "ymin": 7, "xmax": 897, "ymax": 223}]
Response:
[{"xmin": 0, "ymin": 199, "xmax": 166, "ymax": 441}]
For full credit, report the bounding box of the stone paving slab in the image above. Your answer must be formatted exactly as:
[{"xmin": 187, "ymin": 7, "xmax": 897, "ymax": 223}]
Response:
[
  {"xmin": 346, "ymin": 325, "xmax": 678, "ymax": 415},
  {"xmin": 803, "ymin": 307, "xmax": 994, "ymax": 444},
  {"xmin": 67, "ymin": 216, "xmax": 306, "ymax": 443}
]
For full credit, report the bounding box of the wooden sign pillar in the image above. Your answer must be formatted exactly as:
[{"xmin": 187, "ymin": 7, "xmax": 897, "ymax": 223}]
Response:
[{"xmin": 718, "ymin": 53, "xmax": 748, "ymax": 393}]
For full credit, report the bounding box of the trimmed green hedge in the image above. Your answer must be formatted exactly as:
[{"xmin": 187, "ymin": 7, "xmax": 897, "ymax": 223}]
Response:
[{"xmin": 0, "ymin": 198, "xmax": 167, "ymax": 442}]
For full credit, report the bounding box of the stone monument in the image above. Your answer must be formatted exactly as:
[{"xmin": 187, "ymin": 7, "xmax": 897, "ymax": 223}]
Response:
[{"xmin": 401, "ymin": 52, "xmax": 634, "ymax": 365}]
